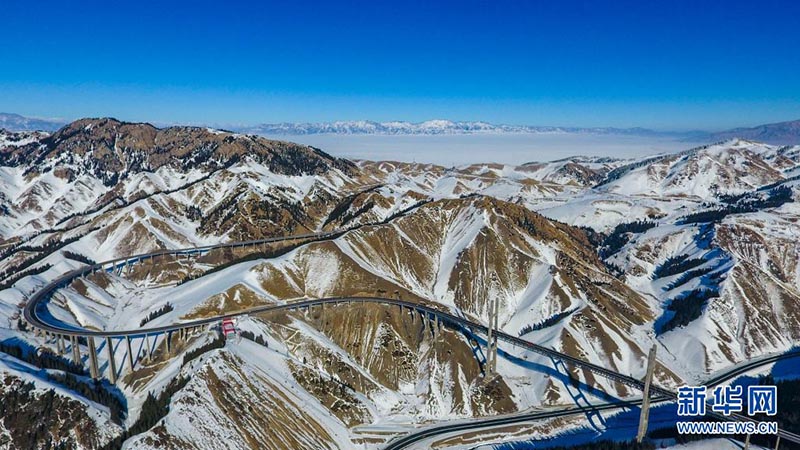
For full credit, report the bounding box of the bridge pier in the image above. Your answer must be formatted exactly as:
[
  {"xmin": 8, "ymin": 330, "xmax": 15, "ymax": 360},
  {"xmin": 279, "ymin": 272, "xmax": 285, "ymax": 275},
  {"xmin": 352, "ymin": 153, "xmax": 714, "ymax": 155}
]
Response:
[
  {"xmin": 636, "ymin": 345, "xmax": 658, "ymax": 443},
  {"xmin": 70, "ymin": 336, "xmax": 81, "ymax": 366},
  {"xmin": 486, "ymin": 282, "xmax": 500, "ymax": 377},
  {"xmin": 125, "ymin": 336, "xmax": 134, "ymax": 371},
  {"xmin": 144, "ymin": 334, "xmax": 151, "ymax": 362},
  {"xmin": 165, "ymin": 331, "xmax": 172, "ymax": 355},
  {"xmin": 105, "ymin": 337, "xmax": 117, "ymax": 384},
  {"xmin": 87, "ymin": 337, "xmax": 99, "ymax": 379}
]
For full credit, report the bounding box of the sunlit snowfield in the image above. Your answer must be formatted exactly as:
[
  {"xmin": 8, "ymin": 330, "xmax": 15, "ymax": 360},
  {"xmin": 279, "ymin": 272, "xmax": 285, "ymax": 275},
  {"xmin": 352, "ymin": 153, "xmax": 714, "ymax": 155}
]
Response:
[{"xmin": 264, "ymin": 133, "xmax": 704, "ymax": 165}]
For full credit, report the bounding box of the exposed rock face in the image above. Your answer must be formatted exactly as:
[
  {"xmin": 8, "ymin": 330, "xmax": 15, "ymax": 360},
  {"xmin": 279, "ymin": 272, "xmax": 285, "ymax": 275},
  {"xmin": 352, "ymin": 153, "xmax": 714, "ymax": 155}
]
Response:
[{"xmin": 125, "ymin": 351, "xmax": 350, "ymax": 450}]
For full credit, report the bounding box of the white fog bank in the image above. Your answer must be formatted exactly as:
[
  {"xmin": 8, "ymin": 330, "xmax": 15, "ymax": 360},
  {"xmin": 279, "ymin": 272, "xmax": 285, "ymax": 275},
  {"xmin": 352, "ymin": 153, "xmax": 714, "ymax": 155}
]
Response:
[{"xmin": 263, "ymin": 133, "xmax": 704, "ymax": 165}]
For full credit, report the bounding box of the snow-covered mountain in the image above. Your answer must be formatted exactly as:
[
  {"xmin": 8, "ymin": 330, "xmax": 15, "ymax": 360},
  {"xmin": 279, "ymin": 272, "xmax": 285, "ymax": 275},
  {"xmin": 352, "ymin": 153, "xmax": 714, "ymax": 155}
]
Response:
[
  {"xmin": 1, "ymin": 119, "xmax": 799, "ymax": 449},
  {"xmin": 235, "ymin": 119, "xmax": 693, "ymax": 137},
  {"xmin": 7, "ymin": 111, "xmax": 800, "ymax": 145}
]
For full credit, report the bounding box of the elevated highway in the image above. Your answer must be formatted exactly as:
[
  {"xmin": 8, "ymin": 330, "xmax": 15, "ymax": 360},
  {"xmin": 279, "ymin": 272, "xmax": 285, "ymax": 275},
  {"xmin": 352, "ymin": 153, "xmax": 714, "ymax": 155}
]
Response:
[{"xmin": 20, "ymin": 230, "xmax": 800, "ymax": 447}]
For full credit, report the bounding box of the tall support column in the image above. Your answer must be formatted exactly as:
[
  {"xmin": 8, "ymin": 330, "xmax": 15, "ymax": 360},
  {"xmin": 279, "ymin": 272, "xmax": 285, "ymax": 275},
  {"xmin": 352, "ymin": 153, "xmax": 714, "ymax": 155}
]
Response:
[
  {"xmin": 484, "ymin": 273, "xmax": 502, "ymax": 378},
  {"xmin": 144, "ymin": 334, "xmax": 151, "ymax": 362},
  {"xmin": 164, "ymin": 331, "xmax": 172, "ymax": 355},
  {"xmin": 636, "ymin": 344, "xmax": 658, "ymax": 443},
  {"xmin": 105, "ymin": 337, "xmax": 117, "ymax": 384},
  {"xmin": 56, "ymin": 334, "xmax": 64, "ymax": 354},
  {"xmin": 744, "ymin": 433, "xmax": 751, "ymax": 450},
  {"xmin": 491, "ymin": 291, "xmax": 499, "ymax": 374},
  {"xmin": 71, "ymin": 335, "xmax": 81, "ymax": 366},
  {"xmin": 486, "ymin": 300, "xmax": 494, "ymax": 377},
  {"xmin": 125, "ymin": 336, "xmax": 134, "ymax": 371},
  {"xmin": 87, "ymin": 337, "xmax": 99, "ymax": 380},
  {"xmin": 775, "ymin": 435, "xmax": 781, "ymax": 450}
]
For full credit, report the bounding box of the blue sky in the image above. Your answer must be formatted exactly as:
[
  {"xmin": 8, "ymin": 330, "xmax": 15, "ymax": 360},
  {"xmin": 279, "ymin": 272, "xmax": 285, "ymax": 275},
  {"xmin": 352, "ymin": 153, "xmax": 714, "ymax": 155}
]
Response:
[{"xmin": 1, "ymin": 0, "xmax": 799, "ymax": 130}]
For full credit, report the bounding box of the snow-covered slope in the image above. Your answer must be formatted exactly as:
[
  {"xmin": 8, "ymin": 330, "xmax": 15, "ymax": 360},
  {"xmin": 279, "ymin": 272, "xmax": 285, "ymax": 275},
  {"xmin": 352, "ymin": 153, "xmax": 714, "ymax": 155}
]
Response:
[{"xmin": 1, "ymin": 119, "xmax": 800, "ymax": 449}]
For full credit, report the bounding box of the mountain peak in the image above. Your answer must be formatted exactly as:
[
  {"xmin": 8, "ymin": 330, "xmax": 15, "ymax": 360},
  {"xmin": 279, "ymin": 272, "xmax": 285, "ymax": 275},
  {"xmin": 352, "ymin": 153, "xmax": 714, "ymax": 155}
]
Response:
[{"xmin": 1, "ymin": 118, "xmax": 355, "ymax": 186}]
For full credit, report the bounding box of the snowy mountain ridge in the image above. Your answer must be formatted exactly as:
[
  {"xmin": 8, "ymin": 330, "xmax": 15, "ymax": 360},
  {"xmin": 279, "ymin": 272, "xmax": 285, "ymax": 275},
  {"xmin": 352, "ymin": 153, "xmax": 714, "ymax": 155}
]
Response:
[
  {"xmin": 4, "ymin": 112, "xmax": 800, "ymax": 145},
  {"xmin": 1, "ymin": 119, "xmax": 799, "ymax": 449},
  {"xmin": 235, "ymin": 119, "xmax": 692, "ymax": 137}
]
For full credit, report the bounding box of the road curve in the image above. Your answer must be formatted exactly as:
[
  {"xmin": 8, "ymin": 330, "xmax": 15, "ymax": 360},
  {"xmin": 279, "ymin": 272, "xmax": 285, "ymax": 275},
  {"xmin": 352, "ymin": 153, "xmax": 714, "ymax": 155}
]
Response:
[
  {"xmin": 24, "ymin": 230, "xmax": 651, "ymax": 391},
  {"xmin": 383, "ymin": 350, "xmax": 800, "ymax": 449},
  {"xmin": 22, "ymin": 231, "xmax": 800, "ymax": 445},
  {"xmin": 383, "ymin": 399, "xmax": 651, "ymax": 450}
]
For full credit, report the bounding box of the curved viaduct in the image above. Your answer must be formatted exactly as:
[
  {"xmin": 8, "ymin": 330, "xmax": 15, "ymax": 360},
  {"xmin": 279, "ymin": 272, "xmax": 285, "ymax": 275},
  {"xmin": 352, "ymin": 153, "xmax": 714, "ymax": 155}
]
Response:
[{"xmin": 20, "ymin": 230, "xmax": 800, "ymax": 446}]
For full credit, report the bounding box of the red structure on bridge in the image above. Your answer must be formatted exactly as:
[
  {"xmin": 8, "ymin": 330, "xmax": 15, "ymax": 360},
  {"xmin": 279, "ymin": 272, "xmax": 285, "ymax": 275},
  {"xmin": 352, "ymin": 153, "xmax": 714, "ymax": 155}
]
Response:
[{"xmin": 221, "ymin": 318, "xmax": 237, "ymax": 336}]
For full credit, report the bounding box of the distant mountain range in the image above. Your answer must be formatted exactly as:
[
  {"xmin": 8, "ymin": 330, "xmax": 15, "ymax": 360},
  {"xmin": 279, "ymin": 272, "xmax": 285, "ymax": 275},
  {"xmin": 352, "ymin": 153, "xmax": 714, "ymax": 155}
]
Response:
[
  {"xmin": 2, "ymin": 112, "xmax": 799, "ymax": 144},
  {"xmin": 232, "ymin": 119, "xmax": 697, "ymax": 138},
  {"xmin": 0, "ymin": 112, "xmax": 65, "ymax": 132},
  {"xmin": 704, "ymin": 119, "xmax": 800, "ymax": 145}
]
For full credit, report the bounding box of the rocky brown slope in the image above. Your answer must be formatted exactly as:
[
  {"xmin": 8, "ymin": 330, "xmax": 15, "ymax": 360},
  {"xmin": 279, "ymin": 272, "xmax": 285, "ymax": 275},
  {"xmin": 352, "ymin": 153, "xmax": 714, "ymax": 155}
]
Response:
[{"xmin": 1, "ymin": 119, "xmax": 799, "ymax": 448}]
